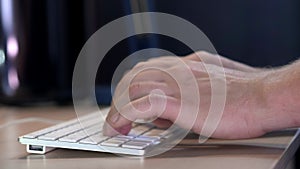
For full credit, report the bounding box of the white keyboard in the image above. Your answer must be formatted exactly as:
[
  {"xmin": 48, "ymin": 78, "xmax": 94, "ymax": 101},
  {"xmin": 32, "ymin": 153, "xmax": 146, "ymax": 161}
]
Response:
[{"xmin": 18, "ymin": 108, "xmax": 177, "ymax": 156}]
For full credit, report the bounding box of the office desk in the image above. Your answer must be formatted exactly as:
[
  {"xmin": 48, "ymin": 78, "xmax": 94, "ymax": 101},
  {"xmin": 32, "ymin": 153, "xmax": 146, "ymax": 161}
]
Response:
[{"xmin": 0, "ymin": 106, "xmax": 299, "ymax": 169}]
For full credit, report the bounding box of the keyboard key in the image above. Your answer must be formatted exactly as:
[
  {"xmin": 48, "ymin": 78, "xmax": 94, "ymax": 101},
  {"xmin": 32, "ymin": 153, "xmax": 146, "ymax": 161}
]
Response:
[
  {"xmin": 23, "ymin": 120, "xmax": 78, "ymax": 139},
  {"xmin": 38, "ymin": 132, "xmax": 67, "ymax": 141},
  {"xmin": 59, "ymin": 131, "xmax": 89, "ymax": 143},
  {"xmin": 84, "ymin": 124, "xmax": 103, "ymax": 135},
  {"xmin": 133, "ymin": 136, "xmax": 160, "ymax": 143},
  {"xmin": 128, "ymin": 125, "xmax": 152, "ymax": 136},
  {"xmin": 23, "ymin": 130, "xmax": 53, "ymax": 139},
  {"xmin": 115, "ymin": 135, "xmax": 135, "ymax": 139},
  {"xmin": 79, "ymin": 133, "xmax": 109, "ymax": 144},
  {"xmin": 79, "ymin": 117, "xmax": 103, "ymax": 129},
  {"xmin": 122, "ymin": 141, "xmax": 150, "ymax": 149},
  {"xmin": 22, "ymin": 111, "xmax": 105, "ymax": 139},
  {"xmin": 100, "ymin": 139, "xmax": 125, "ymax": 147},
  {"xmin": 143, "ymin": 129, "xmax": 172, "ymax": 138},
  {"xmin": 110, "ymin": 137, "xmax": 131, "ymax": 142},
  {"xmin": 38, "ymin": 125, "xmax": 82, "ymax": 140}
]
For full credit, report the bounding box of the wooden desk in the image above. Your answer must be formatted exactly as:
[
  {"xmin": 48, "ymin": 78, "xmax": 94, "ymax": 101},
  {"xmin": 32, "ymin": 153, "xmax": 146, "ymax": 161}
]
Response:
[{"xmin": 0, "ymin": 106, "xmax": 299, "ymax": 169}]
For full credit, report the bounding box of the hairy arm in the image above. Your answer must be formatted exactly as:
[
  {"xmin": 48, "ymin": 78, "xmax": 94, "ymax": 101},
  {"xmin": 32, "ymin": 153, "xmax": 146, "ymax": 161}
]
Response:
[
  {"xmin": 261, "ymin": 60, "xmax": 300, "ymax": 132},
  {"xmin": 103, "ymin": 51, "xmax": 300, "ymax": 139}
]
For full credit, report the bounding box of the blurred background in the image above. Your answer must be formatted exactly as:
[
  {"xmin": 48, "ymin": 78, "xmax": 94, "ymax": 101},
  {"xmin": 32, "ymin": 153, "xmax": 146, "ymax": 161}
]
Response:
[{"xmin": 0, "ymin": 0, "xmax": 300, "ymax": 105}]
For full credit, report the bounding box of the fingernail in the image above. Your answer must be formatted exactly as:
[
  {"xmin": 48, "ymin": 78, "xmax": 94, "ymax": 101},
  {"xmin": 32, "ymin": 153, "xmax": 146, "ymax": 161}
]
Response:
[{"xmin": 110, "ymin": 113, "xmax": 120, "ymax": 123}]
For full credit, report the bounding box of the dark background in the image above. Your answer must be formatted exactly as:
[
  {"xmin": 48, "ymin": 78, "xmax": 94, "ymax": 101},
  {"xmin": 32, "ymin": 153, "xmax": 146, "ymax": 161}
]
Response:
[{"xmin": 0, "ymin": 0, "xmax": 299, "ymax": 103}]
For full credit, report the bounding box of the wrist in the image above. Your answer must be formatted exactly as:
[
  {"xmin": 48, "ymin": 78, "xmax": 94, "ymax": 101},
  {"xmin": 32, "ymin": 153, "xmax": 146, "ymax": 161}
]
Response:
[{"xmin": 261, "ymin": 67, "xmax": 300, "ymax": 133}]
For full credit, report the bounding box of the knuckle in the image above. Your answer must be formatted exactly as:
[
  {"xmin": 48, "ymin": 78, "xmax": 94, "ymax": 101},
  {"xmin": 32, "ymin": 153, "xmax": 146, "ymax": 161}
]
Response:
[
  {"xmin": 135, "ymin": 96, "xmax": 151, "ymax": 111},
  {"xmin": 129, "ymin": 82, "xmax": 143, "ymax": 93},
  {"xmin": 133, "ymin": 61, "xmax": 147, "ymax": 69},
  {"xmin": 148, "ymin": 93, "xmax": 166, "ymax": 107},
  {"xmin": 129, "ymin": 83, "xmax": 140, "ymax": 98},
  {"xmin": 196, "ymin": 50, "xmax": 210, "ymax": 56}
]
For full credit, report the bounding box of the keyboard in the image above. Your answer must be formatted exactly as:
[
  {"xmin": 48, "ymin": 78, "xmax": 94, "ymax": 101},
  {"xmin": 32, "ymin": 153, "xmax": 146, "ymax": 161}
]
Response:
[{"xmin": 18, "ymin": 108, "xmax": 178, "ymax": 156}]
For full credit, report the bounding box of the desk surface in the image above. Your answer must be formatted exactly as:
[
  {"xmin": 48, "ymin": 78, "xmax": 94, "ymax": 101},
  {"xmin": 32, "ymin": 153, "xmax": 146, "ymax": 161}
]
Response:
[{"xmin": 0, "ymin": 106, "xmax": 299, "ymax": 169}]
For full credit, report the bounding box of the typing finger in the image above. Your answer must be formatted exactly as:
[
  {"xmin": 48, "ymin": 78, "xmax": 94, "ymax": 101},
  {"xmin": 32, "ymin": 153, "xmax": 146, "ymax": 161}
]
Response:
[{"xmin": 103, "ymin": 94, "xmax": 180, "ymax": 136}]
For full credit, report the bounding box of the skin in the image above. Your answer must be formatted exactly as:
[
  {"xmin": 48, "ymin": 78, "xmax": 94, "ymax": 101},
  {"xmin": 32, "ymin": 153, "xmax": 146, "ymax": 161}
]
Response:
[{"xmin": 103, "ymin": 51, "xmax": 300, "ymax": 139}]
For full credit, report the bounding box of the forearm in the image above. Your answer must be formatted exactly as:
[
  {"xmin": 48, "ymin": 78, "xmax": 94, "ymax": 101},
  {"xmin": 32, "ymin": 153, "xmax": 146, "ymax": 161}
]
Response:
[{"xmin": 262, "ymin": 59, "xmax": 300, "ymax": 132}]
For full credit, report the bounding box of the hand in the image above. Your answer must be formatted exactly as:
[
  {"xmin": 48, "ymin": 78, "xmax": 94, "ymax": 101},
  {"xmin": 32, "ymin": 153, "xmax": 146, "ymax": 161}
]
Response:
[{"xmin": 103, "ymin": 51, "xmax": 269, "ymax": 139}]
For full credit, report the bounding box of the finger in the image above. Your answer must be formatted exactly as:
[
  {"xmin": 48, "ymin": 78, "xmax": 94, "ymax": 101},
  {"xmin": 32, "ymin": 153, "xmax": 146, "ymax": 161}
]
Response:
[
  {"xmin": 135, "ymin": 56, "xmax": 180, "ymax": 69},
  {"xmin": 184, "ymin": 51, "xmax": 216, "ymax": 62},
  {"xmin": 113, "ymin": 70, "xmax": 177, "ymax": 109},
  {"xmin": 114, "ymin": 57, "xmax": 184, "ymax": 98},
  {"xmin": 115, "ymin": 93, "xmax": 179, "ymax": 127},
  {"xmin": 182, "ymin": 60, "xmax": 211, "ymax": 78},
  {"xmin": 113, "ymin": 69, "xmax": 167, "ymax": 101},
  {"xmin": 152, "ymin": 118, "xmax": 173, "ymax": 129},
  {"xmin": 131, "ymin": 69, "xmax": 170, "ymax": 83},
  {"xmin": 126, "ymin": 57, "xmax": 184, "ymax": 83},
  {"xmin": 113, "ymin": 69, "xmax": 170, "ymax": 99},
  {"xmin": 103, "ymin": 121, "xmax": 132, "ymax": 136},
  {"xmin": 103, "ymin": 104, "xmax": 135, "ymax": 136},
  {"xmin": 129, "ymin": 81, "xmax": 176, "ymax": 100},
  {"xmin": 112, "ymin": 78, "xmax": 177, "ymax": 111},
  {"xmin": 103, "ymin": 94, "xmax": 180, "ymax": 136},
  {"xmin": 185, "ymin": 51, "xmax": 233, "ymax": 70}
]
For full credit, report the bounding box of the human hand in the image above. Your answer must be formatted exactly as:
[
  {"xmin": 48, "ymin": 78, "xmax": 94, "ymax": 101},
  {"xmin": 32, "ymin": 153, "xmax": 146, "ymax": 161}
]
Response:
[{"xmin": 103, "ymin": 51, "xmax": 269, "ymax": 139}]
